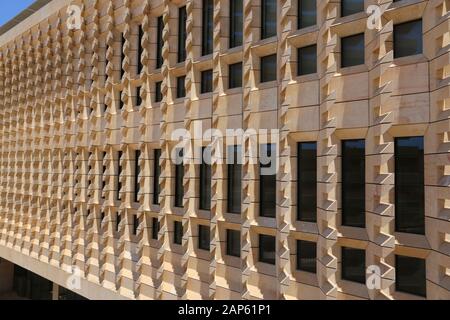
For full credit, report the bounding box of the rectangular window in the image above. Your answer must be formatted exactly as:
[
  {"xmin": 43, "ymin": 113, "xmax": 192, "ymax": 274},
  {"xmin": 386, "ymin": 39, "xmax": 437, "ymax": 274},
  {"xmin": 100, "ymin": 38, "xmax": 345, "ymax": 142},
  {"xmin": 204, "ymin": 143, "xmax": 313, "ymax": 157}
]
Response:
[
  {"xmin": 200, "ymin": 147, "xmax": 212, "ymax": 211},
  {"xmin": 155, "ymin": 81, "xmax": 162, "ymax": 103},
  {"xmin": 176, "ymin": 76, "xmax": 186, "ymax": 98},
  {"xmin": 229, "ymin": 62, "xmax": 243, "ymax": 89},
  {"xmin": 342, "ymin": 139, "xmax": 365, "ymax": 228},
  {"xmin": 134, "ymin": 150, "xmax": 141, "ymax": 203},
  {"xmin": 261, "ymin": 0, "xmax": 277, "ymax": 39},
  {"xmin": 341, "ymin": 0, "xmax": 364, "ymax": 17},
  {"xmin": 341, "ymin": 33, "xmax": 365, "ymax": 68},
  {"xmin": 117, "ymin": 151, "xmax": 122, "ymax": 201},
  {"xmin": 260, "ymin": 54, "xmax": 277, "ymax": 83},
  {"xmin": 133, "ymin": 215, "xmax": 139, "ymax": 235},
  {"xmin": 297, "ymin": 45, "xmax": 317, "ymax": 76},
  {"xmin": 260, "ymin": 144, "xmax": 276, "ymax": 218},
  {"xmin": 137, "ymin": 25, "xmax": 144, "ymax": 74},
  {"xmin": 173, "ymin": 221, "xmax": 183, "ymax": 245},
  {"xmin": 396, "ymin": 255, "xmax": 426, "ymax": 297},
  {"xmin": 298, "ymin": 0, "xmax": 316, "ymax": 29},
  {"xmin": 174, "ymin": 149, "xmax": 184, "ymax": 208},
  {"xmin": 156, "ymin": 16, "xmax": 164, "ymax": 69},
  {"xmin": 201, "ymin": 69, "xmax": 213, "ymax": 94},
  {"xmin": 153, "ymin": 149, "xmax": 162, "ymax": 205},
  {"xmin": 230, "ymin": 0, "xmax": 243, "ymax": 48},
  {"xmin": 297, "ymin": 240, "xmax": 317, "ymax": 273},
  {"xmin": 136, "ymin": 86, "xmax": 142, "ymax": 108},
  {"xmin": 297, "ymin": 142, "xmax": 317, "ymax": 222},
  {"xmin": 394, "ymin": 19, "xmax": 422, "ymax": 59},
  {"xmin": 178, "ymin": 6, "xmax": 187, "ymax": 62},
  {"xmin": 202, "ymin": 0, "xmax": 214, "ymax": 55},
  {"xmin": 102, "ymin": 152, "xmax": 106, "ymax": 199},
  {"xmin": 395, "ymin": 137, "xmax": 424, "ymax": 234},
  {"xmin": 227, "ymin": 145, "xmax": 242, "ymax": 214},
  {"xmin": 120, "ymin": 33, "xmax": 125, "ymax": 79},
  {"xmin": 259, "ymin": 234, "xmax": 276, "ymax": 265},
  {"xmin": 116, "ymin": 213, "xmax": 121, "ymax": 232},
  {"xmin": 198, "ymin": 225, "xmax": 210, "ymax": 251},
  {"xmin": 341, "ymin": 247, "xmax": 366, "ymax": 284},
  {"xmin": 226, "ymin": 229, "xmax": 241, "ymax": 257},
  {"xmin": 152, "ymin": 217, "xmax": 160, "ymax": 240}
]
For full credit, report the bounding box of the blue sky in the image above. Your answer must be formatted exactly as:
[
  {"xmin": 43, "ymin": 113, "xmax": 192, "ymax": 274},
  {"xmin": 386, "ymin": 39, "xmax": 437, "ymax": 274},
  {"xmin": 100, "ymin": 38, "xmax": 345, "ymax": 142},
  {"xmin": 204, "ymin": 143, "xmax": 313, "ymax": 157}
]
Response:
[{"xmin": 0, "ymin": 1, "xmax": 36, "ymax": 27}]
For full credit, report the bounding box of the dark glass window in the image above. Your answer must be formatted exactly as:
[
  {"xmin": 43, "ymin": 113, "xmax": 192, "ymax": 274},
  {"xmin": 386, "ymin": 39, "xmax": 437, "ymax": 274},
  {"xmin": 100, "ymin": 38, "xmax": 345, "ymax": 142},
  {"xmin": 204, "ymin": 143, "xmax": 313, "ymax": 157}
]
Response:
[
  {"xmin": 116, "ymin": 213, "xmax": 121, "ymax": 232},
  {"xmin": 297, "ymin": 142, "xmax": 317, "ymax": 222},
  {"xmin": 342, "ymin": 139, "xmax": 365, "ymax": 228},
  {"xmin": 261, "ymin": 0, "xmax": 277, "ymax": 39},
  {"xmin": 102, "ymin": 152, "xmax": 106, "ymax": 199},
  {"xmin": 226, "ymin": 229, "xmax": 241, "ymax": 257},
  {"xmin": 260, "ymin": 54, "xmax": 277, "ymax": 83},
  {"xmin": 227, "ymin": 145, "xmax": 242, "ymax": 214},
  {"xmin": 341, "ymin": 0, "xmax": 364, "ymax": 17},
  {"xmin": 297, "ymin": 240, "xmax": 317, "ymax": 273},
  {"xmin": 298, "ymin": 0, "xmax": 316, "ymax": 29},
  {"xmin": 259, "ymin": 234, "xmax": 276, "ymax": 265},
  {"xmin": 201, "ymin": 69, "xmax": 213, "ymax": 94},
  {"xmin": 178, "ymin": 6, "xmax": 187, "ymax": 62},
  {"xmin": 341, "ymin": 33, "xmax": 365, "ymax": 68},
  {"xmin": 119, "ymin": 91, "xmax": 124, "ymax": 110},
  {"xmin": 260, "ymin": 144, "xmax": 276, "ymax": 218},
  {"xmin": 155, "ymin": 81, "xmax": 162, "ymax": 103},
  {"xmin": 136, "ymin": 86, "xmax": 142, "ymax": 107},
  {"xmin": 117, "ymin": 151, "xmax": 122, "ymax": 201},
  {"xmin": 230, "ymin": 0, "xmax": 243, "ymax": 48},
  {"xmin": 174, "ymin": 149, "xmax": 184, "ymax": 208},
  {"xmin": 298, "ymin": 45, "xmax": 317, "ymax": 76},
  {"xmin": 153, "ymin": 149, "xmax": 162, "ymax": 205},
  {"xmin": 133, "ymin": 214, "xmax": 139, "ymax": 235},
  {"xmin": 134, "ymin": 150, "xmax": 141, "ymax": 203},
  {"xmin": 395, "ymin": 137, "xmax": 424, "ymax": 234},
  {"xmin": 200, "ymin": 147, "xmax": 212, "ymax": 211},
  {"xmin": 137, "ymin": 25, "xmax": 144, "ymax": 74},
  {"xmin": 202, "ymin": 0, "xmax": 214, "ymax": 55},
  {"xmin": 156, "ymin": 16, "xmax": 164, "ymax": 69},
  {"xmin": 120, "ymin": 33, "xmax": 125, "ymax": 79},
  {"xmin": 198, "ymin": 225, "xmax": 210, "ymax": 251},
  {"xmin": 394, "ymin": 19, "xmax": 422, "ymax": 59},
  {"xmin": 341, "ymin": 247, "xmax": 366, "ymax": 284},
  {"xmin": 152, "ymin": 217, "xmax": 160, "ymax": 240},
  {"xmin": 176, "ymin": 76, "xmax": 186, "ymax": 98},
  {"xmin": 396, "ymin": 255, "xmax": 426, "ymax": 297},
  {"xmin": 173, "ymin": 221, "xmax": 183, "ymax": 245},
  {"xmin": 229, "ymin": 62, "xmax": 243, "ymax": 89}
]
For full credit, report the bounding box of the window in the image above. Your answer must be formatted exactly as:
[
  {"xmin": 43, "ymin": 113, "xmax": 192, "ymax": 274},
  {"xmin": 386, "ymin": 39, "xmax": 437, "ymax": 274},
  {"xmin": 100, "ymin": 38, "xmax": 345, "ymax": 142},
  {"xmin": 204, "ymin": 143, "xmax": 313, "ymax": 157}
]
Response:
[
  {"xmin": 134, "ymin": 150, "xmax": 141, "ymax": 203},
  {"xmin": 137, "ymin": 25, "xmax": 144, "ymax": 74},
  {"xmin": 260, "ymin": 54, "xmax": 277, "ymax": 83},
  {"xmin": 156, "ymin": 16, "xmax": 164, "ymax": 69},
  {"xmin": 117, "ymin": 151, "xmax": 122, "ymax": 201},
  {"xmin": 259, "ymin": 234, "xmax": 276, "ymax": 265},
  {"xmin": 260, "ymin": 144, "xmax": 276, "ymax": 218},
  {"xmin": 341, "ymin": 33, "xmax": 365, "ymax": 68},
  {"xmin": 178, "ymin": 6, "xmax": 187, "ymax": 62},
  {"xmin": 200, "ymin": 147, "xmax": 212, "ymax": 210},
  {"xmin": 227, "ymin": 145, "xmax": 242, "ymax": 213},
  {"xmin": 173, "ymin": 221, "xmax": 183, "ymax": 245},
  {"xmin": 116, "ymin": 213, "xmax": 121, "ymax": 232},
  {"xmin": 395, "ymin": 137, "xmax": 424, "ymax": 234},
  {"xmin": 298, "ymin": 0, "xmax": 316, "ymax": 29},
  {"xmin": 102, "ymin": 152, "xmax": 106, "ymax": 199},
  {"xmin": 120, "ymin": 33, "xmax": 125, "ymax": 79},
  {"xmin": 394, "ymin": 19, "xmax": 422, "ymax": 59},
  {"xmin": 261, "ymin": 0, "xmax": 277, "ymax": 39},
  {"xmin": 136, "ymin": 86, "xmax": 142, "ymax": 107},
  {"xmin": 155, "ymin": 81, "xmax": 162, "ymax": 103},
  {"xmin": 202, "ymin": 0, "xmax": 214, "ymax": 55},
  {"xmin": 152, "ymin": 217, "xmax": 160, "ymax": 240},
  {"xmin": 396, "ymin": 255, "xmax": 426, "ymax": 297},
  {"xmin": 297, "ymin": 142, "xmax": 317, "ymax": 222},
  {"xmin": 229, "ymin": 62, "xmax": 242, "ymax": 89},
  {"xmin": 230, "ymin": 0, "xmax": 243, "ymax": 48},
  {"xmin": 341, "ymin": 247, "xmax": 365, "ymax": 284},
  {"xmin": 153, "ymin": 149, "xmax": 162, "ymax": 205},
  {"xmin": 198, "ymin": 225, "xmax": 210, "ymax": 251},
  {"xmin": 342, "ymin": 140, "xmax": 365, "ymax": 228},
  {"xmin": 297, "ymin": 240, "xmax": 316, "ymax": 273},
  {"xmin": 174, "ymin": 148, "xmax": 184, "ymax": 208},
  {"xmin": 341, "ymin": 0, "xmax": 364, "ymax": 17},
  {"xmin": 298, "ymin": 45, "xmax": 317, "ymax": 76},
  {"xmin": 201, "ymin": 69, "xmax": 213, "ymax": 94},
  {"xmin": 226, "ymin": 229, "xmax": 241, "ymax": 257},
  {"xmin": 133, "ymin": 215, "xmax": 139, "ymax": 235},
  {"xmin": 119, "ymin": 91, "xmax": 124, "ymax": 110},
  {"xmin": 176, "ymin": 76, "xmax": 186, "ymax": 98}
]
